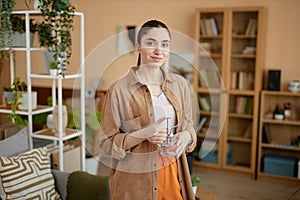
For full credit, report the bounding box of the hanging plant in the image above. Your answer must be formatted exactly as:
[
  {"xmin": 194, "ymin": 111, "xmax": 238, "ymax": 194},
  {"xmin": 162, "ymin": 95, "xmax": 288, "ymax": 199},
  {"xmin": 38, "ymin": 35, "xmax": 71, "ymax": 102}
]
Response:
[
  {"xmin": 37, "ymin": 0, "xmax": 75, "ymax": 76},
  {"xmin": 0, "ymin": 0, "xmax": 16, "ymax": 75}
]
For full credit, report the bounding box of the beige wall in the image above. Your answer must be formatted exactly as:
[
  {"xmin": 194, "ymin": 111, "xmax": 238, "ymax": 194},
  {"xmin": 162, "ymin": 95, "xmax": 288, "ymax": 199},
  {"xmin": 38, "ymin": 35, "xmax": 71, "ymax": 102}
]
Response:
[{"xmin": 13, "ymin": 0, "xmax": 300, "ymax": 90}]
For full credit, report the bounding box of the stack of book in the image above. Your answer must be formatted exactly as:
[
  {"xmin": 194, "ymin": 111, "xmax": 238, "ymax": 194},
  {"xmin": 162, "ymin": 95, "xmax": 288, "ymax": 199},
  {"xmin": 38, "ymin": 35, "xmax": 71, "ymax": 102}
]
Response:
[
  {"xmin": 235, "ymin": 96, "xmax": 253, "ymax": 114},
  {"xmin": 200, "ymin": 18, "xmax": 219, "ymax": 36},
  {"xmin": 230, "ymin": 70, "xmax": 254, "ymax": 90}
]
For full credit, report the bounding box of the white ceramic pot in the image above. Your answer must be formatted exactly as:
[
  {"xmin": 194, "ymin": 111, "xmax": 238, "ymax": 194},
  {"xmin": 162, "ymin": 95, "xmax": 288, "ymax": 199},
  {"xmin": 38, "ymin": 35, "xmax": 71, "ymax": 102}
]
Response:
[
  {"xmin": 288, "ymin": 80, "xmax": 300, "ymax": 93},
  {"xmin": 50, "ymin": 69, "xmax": 58, "ymax": 76},
  {"xmin": 192, "ymin": 186, "xmax": 197, "ymax": 195},
  {"xmin": 18, "ymin": 91, "xmax": 37, "ymax": 110}
]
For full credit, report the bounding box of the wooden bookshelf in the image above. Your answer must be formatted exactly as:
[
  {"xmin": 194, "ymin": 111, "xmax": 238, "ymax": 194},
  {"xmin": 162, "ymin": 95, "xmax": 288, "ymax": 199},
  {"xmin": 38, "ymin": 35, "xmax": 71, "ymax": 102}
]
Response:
[
  {"xmin": 258, "ymin": 90, "xmax": 300, "ymax": 183},
  {"xmin": 193, "ymin": 7, "xmax": 266, "ymax": 178}
]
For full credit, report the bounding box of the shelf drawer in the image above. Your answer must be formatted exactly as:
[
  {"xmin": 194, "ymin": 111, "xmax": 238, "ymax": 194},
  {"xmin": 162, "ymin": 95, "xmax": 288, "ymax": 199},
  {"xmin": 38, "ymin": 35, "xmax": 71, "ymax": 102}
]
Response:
[{"xmin": 262, "ymin": 154, "xmax": 298, "ymax": 177}]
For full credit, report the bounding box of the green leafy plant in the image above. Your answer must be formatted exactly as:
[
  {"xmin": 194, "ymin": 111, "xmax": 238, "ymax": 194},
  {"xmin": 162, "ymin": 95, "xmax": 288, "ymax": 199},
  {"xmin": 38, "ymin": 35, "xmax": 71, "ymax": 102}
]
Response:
[
  {"xmin": 0, "ymin": 0, "xmax": 16, "ymax": 75},
  {"xmin": 37, "ymin": 0, "xmax": 75, "ymax": 76},
  {"xmin": 50, "ymin": 61, "xmax": 57, "ymax": 69},
  {"xmin": 8, "ymin": 77, "xmax": 28, "ymax": 127},
  {"xmin": 11, "ymin": 15, "xmax": 39, "ymax": 33},
  {"xmin": 191, "ymin": 176, "xmax": 201, "ymax": 186}
]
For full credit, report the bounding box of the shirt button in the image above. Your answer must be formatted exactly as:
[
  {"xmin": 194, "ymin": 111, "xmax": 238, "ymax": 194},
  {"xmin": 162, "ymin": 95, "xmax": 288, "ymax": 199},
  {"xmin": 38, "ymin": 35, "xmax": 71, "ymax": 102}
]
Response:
[
  {"xmin": 153, "ymin": 187, "xmax": 157, "ymax": 191},
  {"xmin": 154, "ymin": 163, "xmax": 157, "ymax": 167},
  {"xmin": 150, "ymin": 113, "xmax": 152, "ymax": 116}
]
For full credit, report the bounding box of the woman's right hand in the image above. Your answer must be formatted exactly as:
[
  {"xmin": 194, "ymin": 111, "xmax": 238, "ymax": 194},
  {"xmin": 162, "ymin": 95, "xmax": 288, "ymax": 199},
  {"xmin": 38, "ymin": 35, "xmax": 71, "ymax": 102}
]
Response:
[{"xmin": 147, "ymin": 128, "xmax": 167, "ymax": 145}]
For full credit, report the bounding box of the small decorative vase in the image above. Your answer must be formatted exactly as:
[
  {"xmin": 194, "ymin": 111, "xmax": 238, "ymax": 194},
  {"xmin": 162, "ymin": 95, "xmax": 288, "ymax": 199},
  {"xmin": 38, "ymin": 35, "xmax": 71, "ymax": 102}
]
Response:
[
  {"xmin": 53, "ymin": 105, "xmax": 68, "ymax": 136},
  {"xmin": 46, "ymin": 114, "xmax": 54, "ymax": 131}
]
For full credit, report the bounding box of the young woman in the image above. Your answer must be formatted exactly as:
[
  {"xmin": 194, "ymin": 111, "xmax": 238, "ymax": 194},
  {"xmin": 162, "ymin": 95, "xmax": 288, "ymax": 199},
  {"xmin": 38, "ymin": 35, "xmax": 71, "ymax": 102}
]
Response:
[{"xmin": 99, "ymin": 20, "xmax": 197, "ymax": 200}]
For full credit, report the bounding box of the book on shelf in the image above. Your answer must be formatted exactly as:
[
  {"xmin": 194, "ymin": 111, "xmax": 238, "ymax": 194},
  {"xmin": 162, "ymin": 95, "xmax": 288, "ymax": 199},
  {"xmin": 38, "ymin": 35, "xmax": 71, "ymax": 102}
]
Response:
[
  {"xmin": 196, "ymin": 117, "xmax": 208, "ymax": 133},
  {"xmin": 198, "ymin": 96, "xmax": 211, "ymax": 111},
  {"xmin": 244, "ymin": 18, "xmax": 257, "ymax": 35},
  {"xmin": 200, "ymin": 20, "xmax": 206, "ymax": 35},
  {"xmin": 262, "ymin": 125, "xmax": 270, "ymax": 143},
  {"xmin": 249, "ymin": 19, "xmax": 257, "ymax": 35},
  {"xmin": 246, "ymin": 72, "xmax": 254, "ymax": 89},
  {"xmin": 244, "ymin": 18, "xmax": 253, "ymax": 35},
  {"xmin": 204, "ymin": 18, "xmax": 213, "ymax": 35},
  {"xmin": 243, "ymin": 122, "xmax": 252, "ymax": 138},
  {"xmin": 230, "ymin": 71, "xmax": 254, "ymax": 90},
  {"xmin": 230, "ymin": 70, "xmax": 238, "ymax": 89},
  {"xmin": 235, "ymin": 96, "xmax": 253, "ymax": 114},
  {"xmin": 200, "ymin": 18, "xmax": 219, "ymax": 36},
  {"xmin": 210, "ymin": 18, "xmax": 219, "ymax": 35}
]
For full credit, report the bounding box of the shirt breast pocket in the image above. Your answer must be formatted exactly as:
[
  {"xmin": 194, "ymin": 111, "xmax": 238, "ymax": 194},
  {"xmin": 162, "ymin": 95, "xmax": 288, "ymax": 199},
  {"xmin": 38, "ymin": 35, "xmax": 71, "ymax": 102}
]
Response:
[{"xmin": 121, "ymin": 116, "xmax": 142, "ymax": 133}]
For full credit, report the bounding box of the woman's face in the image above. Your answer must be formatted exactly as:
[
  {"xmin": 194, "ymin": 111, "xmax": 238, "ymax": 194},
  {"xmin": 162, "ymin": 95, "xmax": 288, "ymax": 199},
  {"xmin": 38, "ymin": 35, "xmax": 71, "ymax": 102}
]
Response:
[{"xmin": 138, "ymin": 28, "xmax": 170, "ymax": 67}]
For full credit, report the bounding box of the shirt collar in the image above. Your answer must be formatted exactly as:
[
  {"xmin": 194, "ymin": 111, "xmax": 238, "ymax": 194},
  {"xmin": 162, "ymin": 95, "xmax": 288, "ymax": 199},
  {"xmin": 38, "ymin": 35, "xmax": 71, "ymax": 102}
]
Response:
[{"xmin": 127, "ymin": 66, "xmax": 175, "ymax": 88}]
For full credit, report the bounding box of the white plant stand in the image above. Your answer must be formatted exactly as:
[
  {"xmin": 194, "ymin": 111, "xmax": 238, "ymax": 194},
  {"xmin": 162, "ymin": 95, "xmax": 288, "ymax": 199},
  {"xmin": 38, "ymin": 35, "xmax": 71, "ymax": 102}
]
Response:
[{"xmin": 0, "ymin": 10, "xmax": 86, "ymax": 172}]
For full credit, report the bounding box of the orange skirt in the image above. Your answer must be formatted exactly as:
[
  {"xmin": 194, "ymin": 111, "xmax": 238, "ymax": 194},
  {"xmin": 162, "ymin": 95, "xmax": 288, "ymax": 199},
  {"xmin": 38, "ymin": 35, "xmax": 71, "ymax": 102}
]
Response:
[{"xmin": 158, "ymin": 154, "xmax": 183, "ymax": 200}]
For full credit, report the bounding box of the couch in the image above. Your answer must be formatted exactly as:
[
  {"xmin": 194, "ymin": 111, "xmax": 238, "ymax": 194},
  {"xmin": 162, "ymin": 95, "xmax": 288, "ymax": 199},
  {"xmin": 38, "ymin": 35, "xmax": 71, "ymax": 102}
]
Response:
[{"xmin": 0, "ymin": 125, "xmax": 109, "ymax": 200}]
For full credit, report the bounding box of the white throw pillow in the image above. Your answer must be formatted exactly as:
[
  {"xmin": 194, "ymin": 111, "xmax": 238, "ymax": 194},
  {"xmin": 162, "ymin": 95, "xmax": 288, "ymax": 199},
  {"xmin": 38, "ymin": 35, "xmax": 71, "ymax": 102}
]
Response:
[{"xmin": 0, "ymin": 147, "xmax": 61, "ymax": 200}]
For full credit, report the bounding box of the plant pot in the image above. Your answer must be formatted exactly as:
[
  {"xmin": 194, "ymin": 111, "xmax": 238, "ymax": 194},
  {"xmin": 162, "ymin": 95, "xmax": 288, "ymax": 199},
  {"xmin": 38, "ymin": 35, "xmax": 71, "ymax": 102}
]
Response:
[
  {"xmin": 192, "ymin": 186, "xmax": 197, "ymax": 195},
  {"xmin": 50, "ymin": 69, "xmax": 58, "ymax": 76},
  {"xmin": 44, "ymin": 52, "xmax": 67, "ymax": 74},
  {"xmin": 3, "ymin": 91, "xmax": 17, "ymax": 104},
  {"xmin": 18, "ymin": 91, "xmax": 37, "ymax": 110},
  {"xmin": 46, "ymin": 114, "xmax": 54, "ymax": 130},
  {"xmin": 5, "ymin": 32, "xmax": 34, "ymax": 47}
]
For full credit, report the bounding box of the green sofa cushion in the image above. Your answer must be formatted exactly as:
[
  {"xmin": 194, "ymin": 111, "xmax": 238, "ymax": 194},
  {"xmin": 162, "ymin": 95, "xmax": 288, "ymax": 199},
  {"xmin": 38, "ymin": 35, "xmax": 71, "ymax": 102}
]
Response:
[{"xmin": 67, "ymin": 171, "xmax": 109, "ymax": 200}]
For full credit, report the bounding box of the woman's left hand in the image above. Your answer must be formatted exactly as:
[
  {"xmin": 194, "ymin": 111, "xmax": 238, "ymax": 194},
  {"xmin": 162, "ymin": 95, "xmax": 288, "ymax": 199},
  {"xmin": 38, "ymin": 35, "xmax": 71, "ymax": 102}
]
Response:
[{"xmin": 174, "ymin": 131, "xmax": 192, "ymax": 159}]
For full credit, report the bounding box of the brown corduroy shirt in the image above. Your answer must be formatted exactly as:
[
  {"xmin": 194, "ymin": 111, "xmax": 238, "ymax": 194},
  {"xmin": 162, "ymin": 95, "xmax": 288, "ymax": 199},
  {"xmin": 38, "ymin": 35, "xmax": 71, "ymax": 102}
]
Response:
[{"xmin": 99, "ymin": 66, "xmax": 197, "ymax": 200}]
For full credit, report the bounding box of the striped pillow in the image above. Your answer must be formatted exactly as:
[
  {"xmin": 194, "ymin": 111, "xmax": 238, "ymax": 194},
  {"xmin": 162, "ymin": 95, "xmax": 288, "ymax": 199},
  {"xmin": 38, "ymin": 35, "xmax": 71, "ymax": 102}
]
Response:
[{"xmin": 0, "ymin": 147, "xmax": 61, "ymax": 200}]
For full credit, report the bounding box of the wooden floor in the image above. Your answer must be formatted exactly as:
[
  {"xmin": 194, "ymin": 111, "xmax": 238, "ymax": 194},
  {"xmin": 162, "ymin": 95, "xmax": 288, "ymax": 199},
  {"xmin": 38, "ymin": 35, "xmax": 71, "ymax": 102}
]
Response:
[
  {"xmin": 192, "ymin": 167, "xmax": 300, "ymax": 200},
  {"xmin": 97, "ymin": 161, "xmax": 300, "ymax": 199}
]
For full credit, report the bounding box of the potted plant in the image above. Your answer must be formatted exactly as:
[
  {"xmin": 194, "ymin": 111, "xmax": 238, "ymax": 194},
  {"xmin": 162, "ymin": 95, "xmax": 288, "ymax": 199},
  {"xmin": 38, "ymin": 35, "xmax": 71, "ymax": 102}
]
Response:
[
  {"xmin": 9, "ymin": 15, "xmax": 39, "ymax": 47},
  {"xmin": 7, "ymin": 77, "xmax": 37, "ymax": 110},
  {"xmin": 0, "ymin": 0, "xmax": 16, "ymax": 75},
  {"xmin": 5, "ymin": 77, "xmax": 28, "ymax": 127},
  {"xmin": 3, "ymin": 87, "xmax": 17, "ymax": 108},
  {"xmin": 37, "ymin": 0, "xmax": 75, "ymax": 76},
  {"xmin": 191, "ymin": 176, "xmax": 201, "ymax": 195},
  {"xmin": 49, "ymin": 61, "xmax": 58, "ymax": 76}
]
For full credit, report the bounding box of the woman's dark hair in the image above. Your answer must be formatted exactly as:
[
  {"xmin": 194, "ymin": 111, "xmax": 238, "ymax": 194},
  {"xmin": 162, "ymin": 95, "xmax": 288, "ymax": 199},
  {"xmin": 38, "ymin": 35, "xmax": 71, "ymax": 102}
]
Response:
[{"xmin": 137, "ymin": 20, "xmax": 171, "ymax": 66}]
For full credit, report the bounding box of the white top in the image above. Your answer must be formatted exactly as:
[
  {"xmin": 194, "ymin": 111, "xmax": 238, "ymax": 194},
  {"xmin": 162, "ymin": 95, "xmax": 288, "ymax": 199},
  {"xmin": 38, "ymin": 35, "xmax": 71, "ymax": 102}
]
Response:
[{"xmin": 151, "ymin": 92, "xmax": 176, "ymax": 135}]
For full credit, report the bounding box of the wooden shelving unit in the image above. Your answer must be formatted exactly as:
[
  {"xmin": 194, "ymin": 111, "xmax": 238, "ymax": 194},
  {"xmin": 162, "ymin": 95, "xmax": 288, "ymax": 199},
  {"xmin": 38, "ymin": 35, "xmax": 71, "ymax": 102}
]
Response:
[
  {"xmin": 193, "ymin": 7, "xmax": 266, "ymax": 178},
  {"xmin": 258, "ymin": 90, "xmax": 300, "ymax": 183}
]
